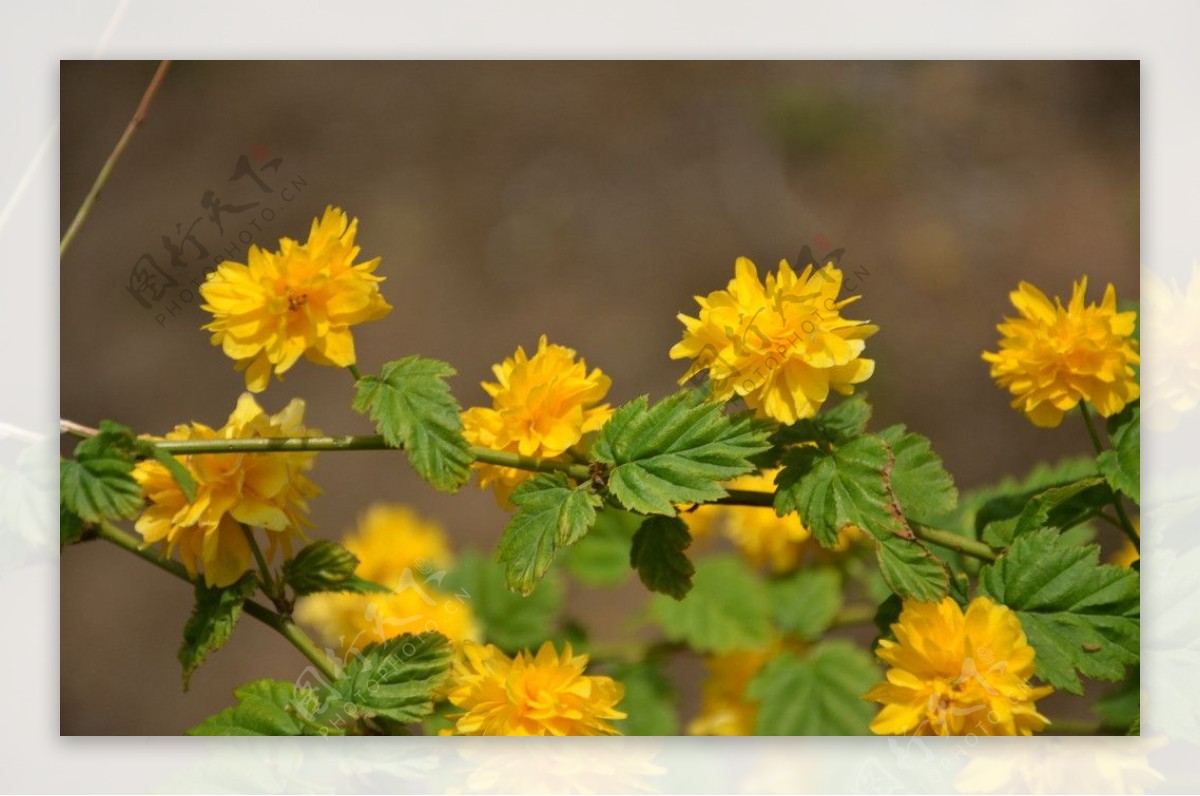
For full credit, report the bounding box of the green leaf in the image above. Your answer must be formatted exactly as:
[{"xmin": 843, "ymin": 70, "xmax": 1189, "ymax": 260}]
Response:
[
  {"xmin": 771, "ymin": 568, "xmax": 843, "ymax": 641},
  {"xmin": 497, "ymin": 473, "xmax": 601, "ymax": 595},
  {"xmin": 187, "ymin": 679, "xmax": 329, "ymax": 736},
  {"xmin": 561, "ymin": 507, "xmax": 641, "ymax": 586},
  {"xmin": 747, "ymin": 641, "xmax": 880, "ymax": 735},
  {"xmin": 629, "ymin": 515, "xmax": 694, "ymax": 599},
  {"xmin": 875, "ymin": 534, "xmax": 950, "ymax": 602},
  {"xmin": 979, "ymin": 529, "xmax": 1139, "ymax": 694},
  {"xmin": 59, "ymin": 452, "xmax": 141, "ymax": 524},
  {"xmin": 649, "ymin": 555, "xmax": 771, "ymax": 653},
  {"xmin": 953, "ymin": 456, "xmax": 1099, "ymax": 534},
  {"xmin": 773, "ymin": 434, "xmax": 898, "ymax": 546},
  {"xmin": 443, "ymin": 551, "xmax": 562, "ymax": 653},
  {"xmin": 611, "ymin": 659, "xmax": 678, "ymax": 736},
  {"xmin": 60, "ymin": 502, "xmax": 85, "ymax": 548},
  {"xmin": 179, "ymin": 573, "xmax": 258, "ymax": 691},
  {"xmin": 774, "ymin": 393, "xmax": 872, "ymax": 448},
  {"xmin": 137, "ymin": 444, "xmax": 198, "ymax": 503},
  {"xmin": 981, "ymin": 477, "xmax": 1111, "ymax": 547},
  {"xmin": 282, "ymin": 540, "xmax": 361, "ymax": 596},
  {"xmin": 878, "ymin": 425, "xmax": 957, "ymax": 525},
  {"xmin": 1099, "ymin": 402, "xmax": 1139, "ymax": 504},
  {"xmin": 322, "ymin": 632, "xmax": 453, "ymax": 725},
  {"xmin": 351, "ymin": 356, "xmax": 473, "ymax": 492},
  {"xmin": 593, "ymin": 390, "xmax": 772, "ymax": 515}
]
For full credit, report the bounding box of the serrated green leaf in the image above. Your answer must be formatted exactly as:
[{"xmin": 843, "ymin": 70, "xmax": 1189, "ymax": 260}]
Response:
[
  {"xmin": 875, "ymin": 533, "xmax": 950, "ymax": 602},
  {"xmin": 282, "ymin": 540, "xmax": 361, "ymax": 596},
  {"xmin": 60, "ymin": 501, "xmax": 85, "ymax": 548},
  {"xmin": 60, "ymin": 452, "xmax": 142, "ymax": 524},
  {"xmin": 979, "ymin": 529, "xmax": 1139, "ymax": 694},
  {"xmin": 747, "ymin": 641, "xmax": 879, "ymax": 735},
  {"xmin": 879, "ymin": 425, "xmax": 957, "ymax": 525},
  {"xmin": 593, "ymin": 390, "xmax": 772, "ymax": 515},
  {"xmin": 323, "ymin": 632, "xmax": 453, "ymax": 724},
  {"xmin": 774, "ymin": 434, "xmax": 897, "ymax": 546},
  {"xmin": 771, "ymin": 567, "xmax": 842, "ymax": 641},
  {"xmin": 649, "ymin": 555, "xmax": 771, "ymax": 652},
  {"xmin": 561, "ymin": 507, "xmax": 640, "ymax": 586},
  {"xmin": 351, "ymin": 356, "xmax": 473, "ymax": 492},
  {"xmin": 187, "ymin": 679, "xmax": 330, "ymax": 736},
  {"xmin": 443, "ymin": 550, "xmax": 562, "ymax": 653},
  {"xmin": 981, "ymin": 477, "xmax": 1111, "ymax": 548},
  {"xmin": 1099, "ymin": 403, "xmax": 1139, "ymax": 504},
  {"xmin": 497, "ymin": 473, "xmax": 600, "ymax": 595},
  {"xmin": 611, "ymin": 659, "xmax": 678, "ymax": 736},
  {"xmin": 179, "ymin": 573, "xmax": 258, "ymax": 690},
  {"xmin": 630, "ymin": 515, "xmax": 694, "ymax": 600}
]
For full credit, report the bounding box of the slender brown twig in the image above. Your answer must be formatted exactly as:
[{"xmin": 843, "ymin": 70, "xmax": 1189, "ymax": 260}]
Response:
[{"xmin": 60, "ymin": 59, "xmax": 172, "ymax": 259}]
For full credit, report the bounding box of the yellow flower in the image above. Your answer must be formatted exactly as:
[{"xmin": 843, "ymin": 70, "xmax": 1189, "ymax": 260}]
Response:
[
  {"xmin": 670, "ymin": 257, "xmax": 877, "ymax": 425},
  {"xmin": 983, "ymin": 277, "xmax": 1139, "ymax": 428},
  {"xmin": 687, "ymin": 647, "xmax": 775, "ymax": 736},
  {"xmin": 132, "ymin": 394, "xmax": 320, "ymax": 587},
  {"xmin": 294, "ymin": 504, "xmax": 478, "ymax": 658},
  {"xmin": 461, "ymin": 336, "xmax": 612, "ymax": 505},
  {"xmin": 200, "ymin": 206, "xmax": 392, "ymax": 392},
  {"xmin": 444, "ymin": 641, "xmax": 626, "ymax": 735},
  {"xmin": 684, "ymin": 470, "xmax": 862, "ymax": 572},
  {"xmin": 865, "ymin": 597, "xmax": 1053, "ymax": 736}
]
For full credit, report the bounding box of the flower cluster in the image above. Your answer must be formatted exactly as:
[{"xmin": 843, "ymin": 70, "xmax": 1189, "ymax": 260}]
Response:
[
  {"xmin": 865, "ymin": 597, "xmax": 1052, "ymax": 736},
  {"xmin": 443, "ymin": 641, "xmax": 626, "ymax": 735},
  {"xmin": 670, "ymin": 257, "xmax": 877, "ymax": 425},
  {"xmin": 294, "ymin": 504, "xmax": 478, "ymax": 657},
  {"xmin": 132, "ymin": 393, "xmax": 320, "ymax": 587},
  {"xmin": 684, "ymin": 469, "xmax": 863, "ymax": 572},
  {"xmin": 462, "ymin": 335, "xmax": 612, "ymax": 505},
  {"xmin": 200, "ymin": 206, "xmax": 392, "ymax": 392},
  {"xmin": 983, "ymin": 278, "xmax": 1139, "ymax": 427}
]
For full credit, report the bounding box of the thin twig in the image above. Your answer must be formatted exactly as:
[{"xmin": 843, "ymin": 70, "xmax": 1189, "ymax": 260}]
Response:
[
  {"xmin": 92, "ymin": 519, "xmax": 337, "ymax": 681},
  {"xmin": 60, "ymin": 59, "xmax": 172, "ymax": 259}
]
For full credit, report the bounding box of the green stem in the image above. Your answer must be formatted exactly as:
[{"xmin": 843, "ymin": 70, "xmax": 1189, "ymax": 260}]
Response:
[
  {"xmin": 93, "ymin": 520, "xmax": 337, "ymax": 681},
  {"xmin": 1079, "ymin": 402, "xmax": 1140, "ymax": 552},
  {"xmin": 911, "ymin": 523, "xmax": 997, "ymax": 562},
  {"xmin": 347, "ymin": 364, "xmax": 363, "ymax": 382},
  {"xmin": 240, "ymin": 523, "xmax": 279, "ymax": 601},
  {"xmin": 141, "ymin": 433, "xmax": 593, "ymax": 481},
  {"xmin": 715, "ymin": 489, "xmax": 996, "ymax": 561},
  {"xmin": 60, "ymin": 60, "xmax": 171, "ymax": 259}
]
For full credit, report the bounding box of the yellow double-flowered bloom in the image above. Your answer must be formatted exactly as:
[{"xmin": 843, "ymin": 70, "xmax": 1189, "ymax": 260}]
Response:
[
  {"xmin": 671, "ymin": 257, "xmax": 877, "ymax": 425},
  {"xmin": 983, "ymin": 278, "xmax": 1139, "ymax": 428},
  {"xmin": 200, "ymin": 206, "xmax": 392, "ymax": 392},
  {"xmin": 444, "ymin": 641, "xmax": 626, "ymax": 736},
  {"xmin": 865, "ymin": 597, "xmax": 1052, "ymax": 736},
  {"xmin": 462, "ymin": 336, "xmax": 612, "ymax": 505},
  {"xmin": 132, "ymin": 394, "xmax": 320, "ymax": 587}
]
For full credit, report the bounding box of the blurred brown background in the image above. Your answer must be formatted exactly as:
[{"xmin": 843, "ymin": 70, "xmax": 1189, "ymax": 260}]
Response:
[{"xmin": 60, "ymin": 61, "xmax": 1138, "ymax": 735}]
